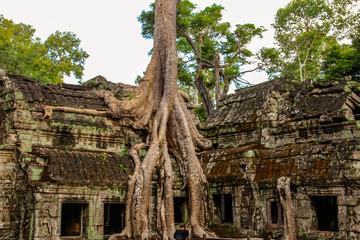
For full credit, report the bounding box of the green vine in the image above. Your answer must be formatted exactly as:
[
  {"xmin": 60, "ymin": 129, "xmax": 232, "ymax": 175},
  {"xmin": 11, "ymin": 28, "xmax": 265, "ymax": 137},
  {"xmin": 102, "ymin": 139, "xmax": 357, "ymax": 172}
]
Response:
[{"xmin": 117, "ymin": 164, "xmax": 128, "ymax": 173}]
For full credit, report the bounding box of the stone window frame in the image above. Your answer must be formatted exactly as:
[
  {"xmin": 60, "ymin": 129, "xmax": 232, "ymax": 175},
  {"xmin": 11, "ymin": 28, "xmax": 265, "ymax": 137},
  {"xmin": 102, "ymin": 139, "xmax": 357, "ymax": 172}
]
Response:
[
  {"xmin": 173, "ymin": 196, "xmax": 189, "ymax": 224},
  {"xmin": 103, "ymin": 202, "xmax": 126, "ymax": 236},
  {"xmin": 298, "ymin": 187, "xmax": 343, "ymax": 239},
  {"xmin": 266, "ymin": 198, "xmax": 283, "ymax": 229},
  {"xmin": 210, "ymin": 186, "xmax": 235, "ymax": 225},
  {"xmin": 208, "ymin": 186, "xmax": 236, "ymax": 225},
  {"xmin": 309, "ymin": 195, "xmax": 339, "ymax": 232},
  {"xmin": 60, "ymin": 201, "xmax": 89, "ymax": 239}
]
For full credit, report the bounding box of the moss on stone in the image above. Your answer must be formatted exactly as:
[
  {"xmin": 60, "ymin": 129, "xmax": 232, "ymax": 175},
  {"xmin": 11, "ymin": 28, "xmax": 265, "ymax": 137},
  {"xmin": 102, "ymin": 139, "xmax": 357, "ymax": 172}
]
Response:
[
  {"xmin": 139, "ymin": 149, "xmax": 147, "ymax": 158},
  {"xmin": 218, "ymin": 142, "xmax": 237, "ymax": 149},
  {"xmin": 0, "ymin": 144, "xmax": 9, "ymax": 150},
  {"xmin": 86, "ymin": 201, "xmax": 103, "ymax": 240},
  {"xmin": 343, "ymin": 131, "xmax": 353, "ymax": 139},
  {"xmin": 29, "ymin": 167, "xmax": 44, "ymax": 181},
  {"xmin": 29, "ymin": 212, "xmax": 35, "ymax": 240},
  {"xmin": 245, "ymin": 150, "xmax": 256, "ymax": 158},
  {"xmin": 18, "ymin": 132, "xmax": 34, "ymax": 153},
  {"xmin": 118, "ymin": 145, "xmax": 129, "ymax": 157},
  {"xmin": 5, "ymin": 93, "xmax": 12, "ymax": 102},
  {"xmin": 50, "ymin": 122, "xmax": 113, "ymax": 136},
  {"xmin": 14, "ymin": 91, "xmax": 24, "ymax": 100}
]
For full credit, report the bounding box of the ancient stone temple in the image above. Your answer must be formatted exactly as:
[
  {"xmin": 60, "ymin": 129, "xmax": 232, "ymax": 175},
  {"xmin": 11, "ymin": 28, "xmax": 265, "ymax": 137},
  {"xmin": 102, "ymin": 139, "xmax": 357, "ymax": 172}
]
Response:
[
  {"xmin": 200, "ymin": 79, "xmax": 360, "ymax": 239},
  {"xmin": 0, "ymin": 71, "xmax": 142, "ymax": 240},
  {"xmin": 0, "ymin": 68, "xmax": 360, "ymax": 239}
]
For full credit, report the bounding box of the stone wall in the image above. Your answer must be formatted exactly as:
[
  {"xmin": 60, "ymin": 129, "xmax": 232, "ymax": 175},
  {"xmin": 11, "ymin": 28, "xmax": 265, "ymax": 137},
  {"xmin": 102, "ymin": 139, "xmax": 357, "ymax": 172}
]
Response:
[
  {"xmin": 0, "ymin": 149, "xmax": 17, "ymax": 239},
  {"xmin": 294, "ymin": 187, "xmax": 360, "ymax": 239},
  {"xmin": 201, "ymin": 79, "xmax": 360, "ymax": 239},
  {"xmin": 31, "ymin": 185, "xmax": 127, "ymax": 240},
  {"xmin": 0, "ymin": 73, "xmax": 144, "ymax": 239}
]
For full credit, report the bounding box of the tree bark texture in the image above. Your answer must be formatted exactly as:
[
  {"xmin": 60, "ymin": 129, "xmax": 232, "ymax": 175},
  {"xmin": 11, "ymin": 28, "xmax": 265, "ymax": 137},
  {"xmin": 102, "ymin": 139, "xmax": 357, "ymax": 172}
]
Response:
[
  {"xmin": 214, "ymin": 51, "xmax": 221, "ymax": 106},
  {"xmin": 193, "ymin": 86, "xmax": 199, "ymax": 107},
  {"xmin": 277, "ymin": 177, "xmax": 297, "ymax": 240},
  {"xmin": 104, "ymin": 0, "xmax": 214, "ymax": 239}
]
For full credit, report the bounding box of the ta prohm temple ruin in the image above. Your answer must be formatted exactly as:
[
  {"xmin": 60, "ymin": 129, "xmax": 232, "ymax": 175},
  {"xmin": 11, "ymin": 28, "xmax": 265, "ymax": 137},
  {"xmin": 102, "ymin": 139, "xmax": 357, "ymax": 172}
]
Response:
[{"xmin": 1, "ymin": 68, "xmax": 360, "ymax": 240}]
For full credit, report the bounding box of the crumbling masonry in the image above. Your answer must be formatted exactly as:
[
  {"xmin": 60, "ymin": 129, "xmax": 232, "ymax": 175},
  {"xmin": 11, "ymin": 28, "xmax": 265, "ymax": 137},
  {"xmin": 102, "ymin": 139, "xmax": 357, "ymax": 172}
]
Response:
[{"xmin": 0, "ymin": 69, "xmax": 360, "ymax": 239}]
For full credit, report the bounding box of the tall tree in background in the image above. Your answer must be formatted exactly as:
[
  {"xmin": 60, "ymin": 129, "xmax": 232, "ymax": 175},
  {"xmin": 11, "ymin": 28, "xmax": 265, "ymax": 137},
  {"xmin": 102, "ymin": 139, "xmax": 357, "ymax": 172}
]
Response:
[
  {"xmin": 139, "ymin": 1, "xmax": 265, "ymax": 118},
  {"xmin": 0, "ymin": 15, "xmax": 88, "ymax": 84},
  {"xmin": 259, "ymin": 0, "xmax": 359, "ymax": 81},
  {"xmin": 322, "ymin": 40, "xmax": 360, "ymax": 81},
  {"xmin": 196, "ymin": 23, "xmax": 265, "ymax": 107},
  {"xmin": 271, "ymin": 0, "xmax": 332, "ymax": 82}
]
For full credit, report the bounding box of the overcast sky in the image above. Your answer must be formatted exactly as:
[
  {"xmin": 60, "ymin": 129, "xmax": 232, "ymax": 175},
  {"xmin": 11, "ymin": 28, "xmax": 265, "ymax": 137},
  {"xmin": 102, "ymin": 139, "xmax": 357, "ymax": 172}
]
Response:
[{"xmin": 1, "ymin": 0, "xmax": 292, "ymax": 86}]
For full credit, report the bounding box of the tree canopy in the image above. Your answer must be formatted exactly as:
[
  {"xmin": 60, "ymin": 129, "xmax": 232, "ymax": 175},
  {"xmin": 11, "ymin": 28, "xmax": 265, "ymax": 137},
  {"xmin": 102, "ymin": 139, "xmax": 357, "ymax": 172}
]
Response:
[
  {"xmin": 322, "ymin": 35, "xmax": 360, "ymax": 81},
  {"xmin": 260, "ymin": 0, "xmax": 360, "ymax": 82},
  {"xmin": 0, "ymin": 15, "xmax": 89, "ymax": 84},
  {"xmin": 139, "ymin": 1, "xmax": 265, "ymax": 119}
]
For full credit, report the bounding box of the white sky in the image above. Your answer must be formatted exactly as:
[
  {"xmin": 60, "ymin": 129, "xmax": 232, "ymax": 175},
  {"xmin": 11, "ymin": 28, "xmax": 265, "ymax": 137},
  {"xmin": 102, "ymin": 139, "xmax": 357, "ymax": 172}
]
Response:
[{"xmin": 1, "ymin": 0, "xmax": 292, "ymax": 86}]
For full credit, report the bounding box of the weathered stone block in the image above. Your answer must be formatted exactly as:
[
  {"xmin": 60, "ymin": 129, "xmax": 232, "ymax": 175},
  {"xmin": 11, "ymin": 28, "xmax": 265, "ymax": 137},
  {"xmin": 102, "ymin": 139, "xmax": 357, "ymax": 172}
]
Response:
[
  {"xmin": 338, "ymin": 206, "xmax": 348, "ymax": 231},
  {"xmin": 296, "ymin": 218, "xmax": 312, "ymax": 232},
  {"xmin": 0, "ymin": 208, "xmax": 10, "ymax": 228},
  {"xmin": 338, "ymin": 196, "xmax": 358, "ymax": 206},
  {"xmin": 349, "ymin": 151, "xmax": 360, "ymax": 160},
  {"xmin": 296, "ymin": 200, "xmax": 311, "ymax": 218}
]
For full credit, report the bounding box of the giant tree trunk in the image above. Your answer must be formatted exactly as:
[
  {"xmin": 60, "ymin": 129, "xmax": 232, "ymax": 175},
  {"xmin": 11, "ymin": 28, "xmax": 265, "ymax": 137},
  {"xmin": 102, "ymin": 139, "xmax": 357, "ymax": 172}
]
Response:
[
  {"xmin": 102, "ymin": 0, "xmax": 214, "ymax": 239},
  {"xmin": 277, "ymin": 177, "xmax": 297, "ymax": 240},
  {"xmin": 214, "ymin": 51, "xmax": 221, "ymax": 107}
]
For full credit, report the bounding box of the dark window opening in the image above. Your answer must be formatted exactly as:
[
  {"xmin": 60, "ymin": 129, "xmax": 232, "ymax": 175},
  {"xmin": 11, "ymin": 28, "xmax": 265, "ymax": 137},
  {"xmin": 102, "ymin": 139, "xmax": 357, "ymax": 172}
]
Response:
[
  {"xmin": 267, "ymin": 198, "xmax": 283, "ymax": 228},
  {"xmin": 353, "ymin": 105, "xmax": 360, "ymax": 120},
  {"xmin": 311, "ymin": 196, "xmax": 339, "ymax": 232},
  {"xmin": 270, "ymin": 201, "xmax": 279, "ymax": 224},
  {"xmin": 213, "ymin": 194, "xmax": 233, "ymax": 223},
  {"xmin": 174, "ymin": 197, "xmax": 189, "ymax": 223},
  {"xmin": 61, "ymin": 203, "xmax": 88, "ymax": 237},
  {"xmin": 104, "ymin": 204, "xmax": 126, "ymax": 235}
]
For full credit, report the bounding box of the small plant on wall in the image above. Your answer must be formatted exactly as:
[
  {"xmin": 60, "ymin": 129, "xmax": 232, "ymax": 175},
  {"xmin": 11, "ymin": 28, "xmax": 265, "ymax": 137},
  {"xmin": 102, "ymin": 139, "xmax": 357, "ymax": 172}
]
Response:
[
  {"xmin": 117, "ymin": 164, "xmax": 127, "ymax": 173},
  {"xmin": 100, "ymin": 152, "xmax": 107, "ymax": 161}
]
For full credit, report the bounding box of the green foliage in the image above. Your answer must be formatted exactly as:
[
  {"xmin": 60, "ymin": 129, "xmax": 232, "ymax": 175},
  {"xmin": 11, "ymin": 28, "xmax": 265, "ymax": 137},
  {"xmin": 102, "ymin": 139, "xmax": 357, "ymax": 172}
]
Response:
[
  {"xmin": 45, "ymin": 31, "xmax": 89, "ymax": 83},
  {"xmin": 117, "ymin": 164, "xmax": 128, "ymax": 173},
  {"xmin": 235, "ymin": 23, "xmax": 265, "ymax": 47},
  {"xmin": 135, "ymin": 75, "xmax": 142, "ymax": 85},
  {"xmin": 330, "ymin": 0, "xmax": 360, "ymax": 39},
  {"xmin": 194, "ymin": 105, "xmax": 207, "ymax": 123},
  {"xmin": 139, "ymin": 149, "xmax": 147, "ymax": 158},
  {"xmin": 138, "ymin": 3, "xmax": 155, "ymax": 39},
  {"xmin": 258, "ymin": 47, "xmax": 284, "ymax": 80},
  {"xmin": 322, "ymin": 40, "xmax": 360, "ymax": 81},
  {"xmin": 128, "ymin": 92, "xmax": 135, "ymax": 100},
  {"xmin": 139, "ymin": 1, "xmax": 265, "ymax": 114},
  {"xmin": 272, "ymin": 0, "xmax": 333, "ymax": 81},
  {"xmin": 178, "ymin": 59, "xmax": 195, "ymax": 91},
  {"xmin": 0, "ymin": 15, "xmax": 89, "ymax": 84},
  {"xmin": 100, "ymin": 152, "xmax": 107, "ymax": 161},
  {"xmin": 262, "ymin": 0, "xmax": 360, "ymax": 82}
]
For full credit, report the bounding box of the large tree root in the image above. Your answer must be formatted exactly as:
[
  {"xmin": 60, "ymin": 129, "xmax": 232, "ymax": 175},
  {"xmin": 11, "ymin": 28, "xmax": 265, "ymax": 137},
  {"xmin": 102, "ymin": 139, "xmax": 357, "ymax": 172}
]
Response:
[{"xmin": 277, "ymin": 177, "xmax": 297, "ymax": 240}]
